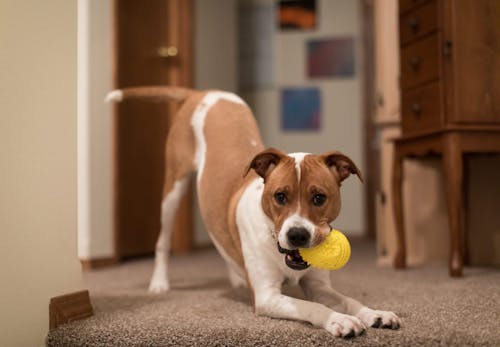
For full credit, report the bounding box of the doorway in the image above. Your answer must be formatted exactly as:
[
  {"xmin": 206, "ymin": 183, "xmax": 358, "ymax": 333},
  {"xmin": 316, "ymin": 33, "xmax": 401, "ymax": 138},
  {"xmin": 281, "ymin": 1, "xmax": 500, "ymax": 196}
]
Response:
[{"xmin": 113, "ymin": 0, "xmax": 194, "ymax": 258}]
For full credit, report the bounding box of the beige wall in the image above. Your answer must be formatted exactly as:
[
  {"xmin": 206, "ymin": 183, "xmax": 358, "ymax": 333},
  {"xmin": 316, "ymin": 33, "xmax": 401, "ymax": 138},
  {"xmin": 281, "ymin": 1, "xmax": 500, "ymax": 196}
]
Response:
[{"xmin": 0, "ymin": 1, "xmax": 82, "ymax": 346}]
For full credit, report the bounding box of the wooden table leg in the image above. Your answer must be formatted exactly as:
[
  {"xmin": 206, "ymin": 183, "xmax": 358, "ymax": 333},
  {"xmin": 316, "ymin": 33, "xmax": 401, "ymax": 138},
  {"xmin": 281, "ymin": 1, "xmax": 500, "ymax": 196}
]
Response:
[
  {"xmin": 442, "ymin": 134, "xmax": 464, "ymax": 277},
  {"xmin": 392, "ymin": 147, "xmax": 406, "ymax": 269}
]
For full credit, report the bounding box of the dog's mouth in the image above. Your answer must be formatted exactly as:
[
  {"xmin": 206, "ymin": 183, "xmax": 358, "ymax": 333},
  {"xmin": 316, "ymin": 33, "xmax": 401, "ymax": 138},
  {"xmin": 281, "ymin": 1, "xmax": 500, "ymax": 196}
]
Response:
[{"xmin": 277, "ymin": 243, "xmax": 310, "ymax": 271}]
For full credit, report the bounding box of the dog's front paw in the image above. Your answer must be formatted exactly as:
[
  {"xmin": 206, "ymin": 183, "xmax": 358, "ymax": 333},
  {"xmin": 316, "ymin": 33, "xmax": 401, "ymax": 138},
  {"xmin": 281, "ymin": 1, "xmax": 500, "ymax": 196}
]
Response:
[
  {"xmin": 324, "ymin": 312, "xmax": 366, "ymax": 338},
  {"xmin": 356, "ymin": 307, "xmax": 401, "ymax": 329}
]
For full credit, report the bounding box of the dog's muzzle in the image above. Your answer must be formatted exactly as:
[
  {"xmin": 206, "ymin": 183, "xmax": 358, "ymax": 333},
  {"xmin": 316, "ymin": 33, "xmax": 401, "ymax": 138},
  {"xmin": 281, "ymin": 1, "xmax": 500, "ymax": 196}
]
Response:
[{"xmin": 277, "ymin": 243, "xmax": 310, "ymax": 271}]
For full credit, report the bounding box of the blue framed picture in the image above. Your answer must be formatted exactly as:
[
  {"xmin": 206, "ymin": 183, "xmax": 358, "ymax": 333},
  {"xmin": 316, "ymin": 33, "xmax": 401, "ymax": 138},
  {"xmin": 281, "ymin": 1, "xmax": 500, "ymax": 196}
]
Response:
[{"xmin": 281, "ymin": 87, "xmax": 321, "ymax": 131}]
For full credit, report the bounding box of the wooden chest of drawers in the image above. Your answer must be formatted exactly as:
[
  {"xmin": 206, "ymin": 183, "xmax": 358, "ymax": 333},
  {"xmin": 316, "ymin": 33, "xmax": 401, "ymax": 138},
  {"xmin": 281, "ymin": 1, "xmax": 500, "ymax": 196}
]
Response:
[
  {"xmin": 399, "ymin": 0, "xmax": 500, "ymax": 136},
  {"xmin": 393, "ymin": 0, "xmax": 500, "ymax": 277}
]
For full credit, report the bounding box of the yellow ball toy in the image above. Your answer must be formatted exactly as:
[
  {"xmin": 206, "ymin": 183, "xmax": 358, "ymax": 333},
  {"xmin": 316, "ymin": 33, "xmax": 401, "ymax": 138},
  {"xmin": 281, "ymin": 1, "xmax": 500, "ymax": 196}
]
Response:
[{"xmin": 299, "ymin": 229, "xmax": 351, "ymax": 270}]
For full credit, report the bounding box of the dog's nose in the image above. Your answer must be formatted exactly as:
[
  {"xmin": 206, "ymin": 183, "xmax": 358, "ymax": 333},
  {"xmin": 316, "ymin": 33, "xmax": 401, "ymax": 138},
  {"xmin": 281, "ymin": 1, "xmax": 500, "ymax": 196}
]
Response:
[{"xmin": 287, "ymin": 227, "xmax": 311, "ymax": 248}]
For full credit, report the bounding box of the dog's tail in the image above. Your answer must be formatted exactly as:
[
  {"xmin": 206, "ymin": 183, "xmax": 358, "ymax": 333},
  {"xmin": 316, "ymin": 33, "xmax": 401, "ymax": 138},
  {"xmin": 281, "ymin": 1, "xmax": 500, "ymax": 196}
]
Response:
[{"xmin": 105, "ymin": 86, "xmax": 194, "ymax": 103}]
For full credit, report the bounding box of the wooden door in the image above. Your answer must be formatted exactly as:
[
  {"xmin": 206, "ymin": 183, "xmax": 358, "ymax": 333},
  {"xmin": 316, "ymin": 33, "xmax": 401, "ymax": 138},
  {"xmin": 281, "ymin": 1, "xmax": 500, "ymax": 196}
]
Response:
[{"xmin": 113, "ymin": 0, "xmax": 193, "ymax": 258}]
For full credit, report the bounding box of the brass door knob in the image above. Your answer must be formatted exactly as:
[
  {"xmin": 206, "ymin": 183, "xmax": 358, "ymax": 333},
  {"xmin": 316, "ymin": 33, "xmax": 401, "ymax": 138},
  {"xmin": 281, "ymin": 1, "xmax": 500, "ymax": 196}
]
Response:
[{"xmin": 157, "ymin": 46, "xmax": 178, "ymax": 58}]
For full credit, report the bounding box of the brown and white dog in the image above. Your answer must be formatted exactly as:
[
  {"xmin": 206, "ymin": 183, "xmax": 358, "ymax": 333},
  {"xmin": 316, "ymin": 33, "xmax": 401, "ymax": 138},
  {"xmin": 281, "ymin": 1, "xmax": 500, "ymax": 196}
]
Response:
[{"xmin": 107, "ymin": 87, "xmax": 401, "ymax": 338}]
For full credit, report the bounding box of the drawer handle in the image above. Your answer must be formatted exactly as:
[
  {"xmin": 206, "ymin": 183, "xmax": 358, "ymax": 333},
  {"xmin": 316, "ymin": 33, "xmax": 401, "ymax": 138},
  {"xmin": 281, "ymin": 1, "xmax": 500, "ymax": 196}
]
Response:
[
  {"xmin": 410, "ymin": 57, "xmax": 420, "ymax": 70},
  {"xmin": 409, "ymin": 18, "xmax": 419, "ymax": 33},
  {"xmin": 412, "ymin": 103, "xmax": 422, "ymax": 116},
  {"xmin": 443, "ymin": 40, "xmax": 453, "ymax": 58}
]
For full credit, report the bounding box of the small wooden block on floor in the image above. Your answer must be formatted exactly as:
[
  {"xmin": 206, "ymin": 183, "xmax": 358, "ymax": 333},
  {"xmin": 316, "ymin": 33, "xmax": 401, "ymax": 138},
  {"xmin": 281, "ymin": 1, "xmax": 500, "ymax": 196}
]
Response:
[{"xmin": 49, "ymin": 290, "xmax": 94, "ymax": 330}]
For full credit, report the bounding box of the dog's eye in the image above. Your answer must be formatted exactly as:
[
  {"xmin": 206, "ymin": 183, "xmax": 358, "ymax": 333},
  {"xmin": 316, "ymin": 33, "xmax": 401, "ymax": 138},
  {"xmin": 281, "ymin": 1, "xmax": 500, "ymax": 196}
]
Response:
[
  {"xmin": 312, "ymin": 193, "xmax": 327, "ymax": 206},
  {"xmin": 274, "ymin": 192, "xmax": 288, "ymax": 205}
]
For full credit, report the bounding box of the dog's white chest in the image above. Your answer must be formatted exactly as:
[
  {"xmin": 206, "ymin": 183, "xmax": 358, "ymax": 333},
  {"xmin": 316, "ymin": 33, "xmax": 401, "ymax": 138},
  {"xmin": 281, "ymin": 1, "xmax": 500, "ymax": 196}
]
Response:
[{"xmin": 236, "ymin": 178, "xmax": 310, "ymax": 285}]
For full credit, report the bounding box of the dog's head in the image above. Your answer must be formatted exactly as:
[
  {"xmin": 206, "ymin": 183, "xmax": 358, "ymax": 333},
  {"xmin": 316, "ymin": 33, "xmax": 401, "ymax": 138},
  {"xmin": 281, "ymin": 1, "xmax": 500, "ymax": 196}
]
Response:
[{"xmin": 245, "ymin": 148, "xmax": 362, "ymax": 270}]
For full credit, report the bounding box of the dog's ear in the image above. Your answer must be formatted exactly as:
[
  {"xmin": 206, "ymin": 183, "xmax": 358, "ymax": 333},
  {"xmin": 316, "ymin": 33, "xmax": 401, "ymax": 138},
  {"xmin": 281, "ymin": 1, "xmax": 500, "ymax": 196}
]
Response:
[
  {"xmin": 321, "ymin": 151, "xmax": 363, "ymax": 182},
  {"xmin": 244, "ymin": 148, "xmax": 286, "ymax": 180}
]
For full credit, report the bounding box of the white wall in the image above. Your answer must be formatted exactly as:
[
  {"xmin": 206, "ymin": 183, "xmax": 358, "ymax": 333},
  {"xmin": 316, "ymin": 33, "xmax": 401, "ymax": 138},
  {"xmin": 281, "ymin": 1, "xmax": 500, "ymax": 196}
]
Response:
[
  {"xmin": 195, "ymin": 0, "xmax": 237, "ymax": 91},
  {"xmin": 242, "ymin": 0, "xmax": 366, "ymax": 235},
  {"xmin": 0, "ymin": 1, "xmax": 82, "ymax": 346},
  {"xmin": 194, "ymin": 0, "xmax": 238, "ymax": 245},
  {"xmin": 78, "ymin": 0, "xmax": 114, "ymax": 260}
]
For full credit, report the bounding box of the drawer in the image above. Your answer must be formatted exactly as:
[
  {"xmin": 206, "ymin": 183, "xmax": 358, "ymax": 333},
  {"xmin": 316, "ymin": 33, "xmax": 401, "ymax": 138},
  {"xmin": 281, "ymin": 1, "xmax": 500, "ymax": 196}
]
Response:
[
  {"xmin": 399, "ymin": 0, "xmax": 430, "ymax": 14},
  {"xmin": 401, "ymin": 34, "xmax": 440, "ymax": 90},
  {"xmin": 402, "ymin": 82, "xmax": 443, "ymax": 134},
  {"xmin": 400, "ymin": 1, "xmax": 438, "ymax": 45}
]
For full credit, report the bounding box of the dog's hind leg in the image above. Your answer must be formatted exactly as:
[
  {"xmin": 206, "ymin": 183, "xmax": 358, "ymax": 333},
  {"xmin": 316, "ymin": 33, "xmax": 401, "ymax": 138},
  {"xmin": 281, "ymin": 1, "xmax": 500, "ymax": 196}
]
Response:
[
  {"xmin": 148, "ymin": 96, "xmax": 199, "ymax": 294},
  {"xmin": 149, "ymin": 174, "xmax": 190, "ymax": 293}
]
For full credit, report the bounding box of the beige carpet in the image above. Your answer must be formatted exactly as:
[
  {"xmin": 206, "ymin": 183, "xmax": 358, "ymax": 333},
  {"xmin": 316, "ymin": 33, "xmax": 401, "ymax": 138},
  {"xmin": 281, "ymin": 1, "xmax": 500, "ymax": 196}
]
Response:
[{"xmin": 47, "ymin": 240, "xmax": 500, "ymax": 346}]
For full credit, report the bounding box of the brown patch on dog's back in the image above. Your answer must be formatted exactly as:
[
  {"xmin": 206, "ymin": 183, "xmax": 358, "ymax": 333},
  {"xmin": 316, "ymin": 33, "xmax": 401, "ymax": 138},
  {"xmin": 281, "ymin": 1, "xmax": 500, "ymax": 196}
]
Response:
[
  {"xmin": 198, "ymin": 97, "xmax": 264, "ymax": 269},
  {"xmin": 161, "ymin": 92, "xmax": 205, "ymax": 196}
]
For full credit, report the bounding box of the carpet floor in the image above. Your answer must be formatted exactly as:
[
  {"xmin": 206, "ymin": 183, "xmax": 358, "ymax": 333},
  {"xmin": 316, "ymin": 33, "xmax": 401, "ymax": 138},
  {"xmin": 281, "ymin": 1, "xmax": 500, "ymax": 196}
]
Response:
[{"xmin": 47, "ymin": 240, "xmax": 500, "ymax": 346}]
